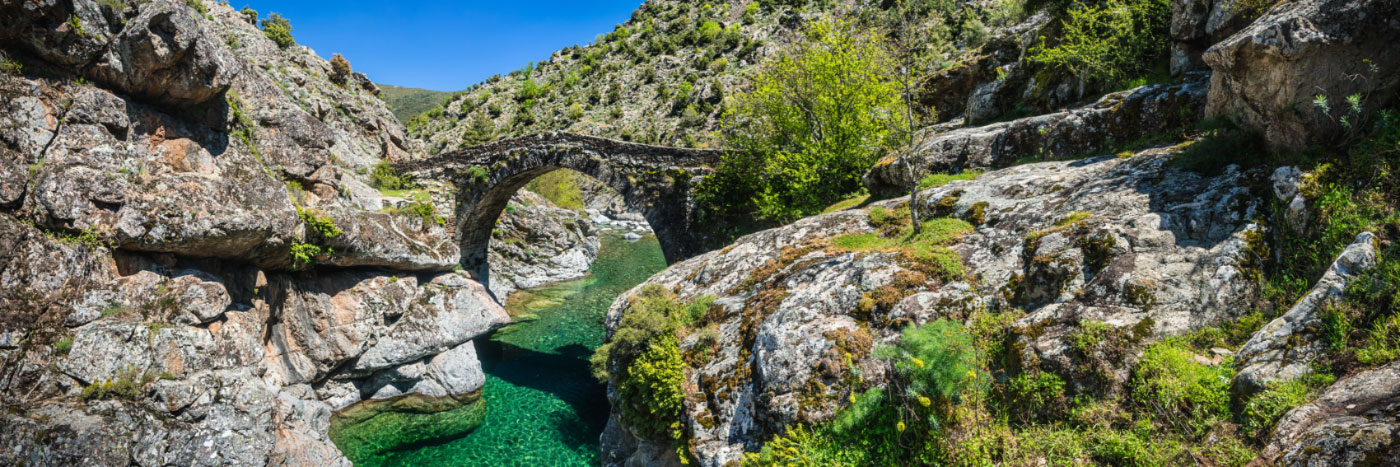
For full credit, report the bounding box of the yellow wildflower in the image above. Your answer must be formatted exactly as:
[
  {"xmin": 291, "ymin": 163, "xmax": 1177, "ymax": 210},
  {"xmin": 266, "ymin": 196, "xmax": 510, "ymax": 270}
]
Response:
[
  {"xmin": 911, "ymin": 357, "xmax": 925, "ymax": 369},
  {"xmin": 918, "ymin": 396, "xmax": 931, "ymax": 407},
  {"xmin": 897, "ymin": 421, "xmax": 906, "ymax": 432}
]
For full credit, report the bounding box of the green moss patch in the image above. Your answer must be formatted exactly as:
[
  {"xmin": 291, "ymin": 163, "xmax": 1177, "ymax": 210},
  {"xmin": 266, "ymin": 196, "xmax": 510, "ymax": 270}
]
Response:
[{"xmin": 833, "ymin": 216, "xmax": 975, "ymax": 282}]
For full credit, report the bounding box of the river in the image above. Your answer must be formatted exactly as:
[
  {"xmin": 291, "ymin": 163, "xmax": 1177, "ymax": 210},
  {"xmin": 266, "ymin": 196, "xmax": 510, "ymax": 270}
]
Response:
[{"xmin": 352, "ymin": 230, "xmax": 666, "ymax": 466}]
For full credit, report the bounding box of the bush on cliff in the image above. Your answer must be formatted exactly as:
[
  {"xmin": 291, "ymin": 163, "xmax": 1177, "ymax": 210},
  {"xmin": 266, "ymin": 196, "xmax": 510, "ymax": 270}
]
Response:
[
  {"xmin": 262, "ymin": 13, "xmax": 295, "ymax": 49},
  {"xmin": 330, "ymin": 53, "xmax": 352, "ymax": 86}
]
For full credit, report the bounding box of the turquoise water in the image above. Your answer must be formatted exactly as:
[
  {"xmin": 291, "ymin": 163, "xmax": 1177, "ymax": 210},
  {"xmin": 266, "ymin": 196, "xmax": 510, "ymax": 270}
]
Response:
[{"xmin": 371, "ymin": 231, "xmax": 667, "ymax": 466}]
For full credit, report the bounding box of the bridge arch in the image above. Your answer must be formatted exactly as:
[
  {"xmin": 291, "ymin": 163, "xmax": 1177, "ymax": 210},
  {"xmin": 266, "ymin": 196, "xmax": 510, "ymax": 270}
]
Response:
[{"xmin": 392, "ymin": 133, "xmax": 724, "ymax": 290}]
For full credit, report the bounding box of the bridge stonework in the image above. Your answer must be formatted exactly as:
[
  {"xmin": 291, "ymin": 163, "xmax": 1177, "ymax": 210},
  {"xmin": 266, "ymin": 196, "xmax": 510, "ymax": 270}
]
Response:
[{"xmin": 391, "ymin": 132, "xmax": 725, "ymax": 287}]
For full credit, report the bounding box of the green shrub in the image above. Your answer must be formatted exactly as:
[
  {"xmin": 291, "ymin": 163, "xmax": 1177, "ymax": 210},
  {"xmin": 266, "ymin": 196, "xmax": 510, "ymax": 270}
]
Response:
[
  {"xmin": 184, "ymin": 0, "xmax": 206, "ymax": 15},
  {"xmin": 987, "ymin": 0, "xmax": 1027, "ymax": 27},
  {"xmin": 80, "ymin": 366, "xmax": 154, "ymax": 400},
  {"xmin": 387, "ymin": 200, "xmax": 445, "ymax": 226},
  {"xmin": 1070, "ymin": 321, "xmax": 1112, "ymax": 352},
  {"xmin": 615, "ymin": 335, "xmax": 686, "ymax": 442},
  {"xmin": 262, "ymin": 13, "xmax": 295, "ymax": 48},
  {"xmin": 1343, "ymin": 254, "xmax": 1400, "ymax": 365},
  {"xmin": 1002, "ymin": 371, "xmax": 1066, "ymax": 425},
  {"xmin": 1239, "ymin": 372, "xmax": 1334, "ymax": 441},
  {"xmin": 709, "ymin": 57, "xmax": 729, "ymax": 73},
  {"xmin": 517, "ymin": 79, "xmax": 543, "ymax": 102},
  {"xmin": 239, "ymin": 6, "xmax": 258, "ymax": 25},
  {"xmin": 877, "ymin": 319, "xmax": 987, "ymax": 412},
  {"xmin": 1357, "ymin": 312, "xmax": 1400, "ymax": 365},
  {"xmin": 290, "ymin": 242, "xmax": 329, "ymax": 268},
  {"xmin": 53, "ymin": 337, "xmax": 73, "ymax": 356},
  {"xmin": 461, "ymin": 113, "xmax": 496, "ymax": 145},
  {"xmin": 1032, "ymin": 0, "xmax": 1170, "ymax": 85},
  {"xmin": 698, "ymin": 19, "xmax": 906, "ymax": 223},
  {"xmin": 298, "ymin": 208, "xmax": 342, "ymax": 240},
  {"xmin": 0, "ymin": 55, "xmax": 22, "ymax": 75},
  {"xmin": 1130, "ymin": 340, "xmax": 1232, "ymax": 436},
  {"xmin": 744, "ymin": 424, "xmax": 871, "ymax": 466},
  {"xmin": 697, "ymin": 21, "xmax": 723, "ymax": 43},
  {"xmin": 591, "ymin": 285, "xmax": 712, "ymax": 380},
  {"xmin": 370, "ymin": 162, "xmax": 412, "ymax": 191},
  {"xmin": 67, "ymin": 14, "xmax": 85, "ymax": 36}
]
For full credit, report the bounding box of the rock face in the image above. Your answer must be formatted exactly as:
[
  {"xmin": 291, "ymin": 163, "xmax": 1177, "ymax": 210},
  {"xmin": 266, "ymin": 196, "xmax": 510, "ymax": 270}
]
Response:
[
  {"xmin": 1203, "ymin": 0, "xmax": 1400, "ymax": 150},
  {"xmin": 1233, "ymin": 232, "xmax": 1379, "ymax": 395},
  {"xmin": 918, "ymin": 11, "xmax": 1058, "ymax": 126},
  {"xmin": 865, "ymin": 81, "xmax": 1209, "ymax": 197},
  {"xmin": 1258, "ymin": 361, "xmax": 1400, "ymax": 465},
  {"xmin": 603, "ymin": 146, "xmax": 1263, "ymax": 466},
  {"xmin": 0, "ymin": 1, "xmax": 516, "ymax": 464},
  {"xmin": 1168, "ymin": 0, "xmax": 1254, "ymax": 76},
  {"xmin": 0, "ymin": 0, "xmax": 239, "ymax": 107}
]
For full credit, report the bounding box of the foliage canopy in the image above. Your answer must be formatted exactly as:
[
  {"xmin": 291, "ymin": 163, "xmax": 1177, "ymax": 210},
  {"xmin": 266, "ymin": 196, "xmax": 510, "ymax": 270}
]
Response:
[{"xmin": 700, "ymin": 19, "xmax": 907, "ymax": 223}]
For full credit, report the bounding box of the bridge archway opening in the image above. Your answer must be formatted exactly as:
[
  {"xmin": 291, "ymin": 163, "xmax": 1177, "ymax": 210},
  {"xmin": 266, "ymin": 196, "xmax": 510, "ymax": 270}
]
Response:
[
  {"xmin": 389, "ymin": 133, "xmax": 724, "ymax": 293},
  {"xmin": 477, "ymin": 168, "xmax": 658, "ymax": 297}
]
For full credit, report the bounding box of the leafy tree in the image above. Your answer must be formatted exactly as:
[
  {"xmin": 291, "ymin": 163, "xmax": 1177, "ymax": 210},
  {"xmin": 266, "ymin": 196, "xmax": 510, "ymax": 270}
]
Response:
[
  {"xmin": 883, "ymin": 0, "xmax": 947, "ymax": 232},
  {"xmin": 262, "ymin": 13, "xmax": 294, "ymax": 49},
  {"xmin": 517, "ymin": 79, "xmax": 543, "ymax": 102},
  {"xmin": 1032, "ymin": 0, "xmax": 1170, "ymax": 84},
  {"xmin": 700, "ymin": 19, "xmax": 906, "ymax": 222},
  {"xmin": 461, "ymin": 112, "xmax": 496, "ymax": 146}
]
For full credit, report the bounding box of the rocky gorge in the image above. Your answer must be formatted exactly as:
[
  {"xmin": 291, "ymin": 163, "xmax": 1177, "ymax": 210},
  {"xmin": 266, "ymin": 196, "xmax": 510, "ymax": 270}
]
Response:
[
  {"xmin": 0, "ymin": 0, "xmax": 622, "ymax": 464},
  {"xmin": 1, "ymin": 0, "xmax": 1399, "ymax": 466}
]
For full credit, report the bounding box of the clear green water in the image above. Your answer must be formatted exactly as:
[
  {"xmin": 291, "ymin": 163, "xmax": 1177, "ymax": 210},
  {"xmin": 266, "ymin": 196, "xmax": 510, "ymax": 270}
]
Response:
[{"xmin": 355, "ymin": 231, "xmax": 666, "ymax": 466}]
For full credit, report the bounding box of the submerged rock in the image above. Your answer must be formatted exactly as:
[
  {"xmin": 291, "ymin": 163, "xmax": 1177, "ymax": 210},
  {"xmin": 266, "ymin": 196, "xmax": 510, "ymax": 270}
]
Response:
[{"xmin": 328, "ymin": 343, "xmax": 491, "ymax": 461}]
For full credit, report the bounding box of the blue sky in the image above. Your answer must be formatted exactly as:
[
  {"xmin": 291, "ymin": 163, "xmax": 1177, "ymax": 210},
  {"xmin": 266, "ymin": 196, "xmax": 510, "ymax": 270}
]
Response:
[{"xmin": 238, "ymin": 1, "xmax": 643, "ymax": 91}]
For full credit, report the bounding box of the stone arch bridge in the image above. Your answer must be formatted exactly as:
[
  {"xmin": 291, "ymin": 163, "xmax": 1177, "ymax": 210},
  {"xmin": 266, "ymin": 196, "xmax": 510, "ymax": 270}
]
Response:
[{"xmin": 391, "ymin": 132, "xmax": 726, "ymax": 281}]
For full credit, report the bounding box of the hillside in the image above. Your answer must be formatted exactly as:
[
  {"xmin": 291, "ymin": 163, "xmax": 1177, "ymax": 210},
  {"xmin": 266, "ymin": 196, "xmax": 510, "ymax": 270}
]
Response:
[
  {"xmin": 407, "ymin": 0, "xmax": 1051, "ymax": 154},
  {"xmin": 377, "ymin": 84, "xmax": 458, "ymax": 123}
]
